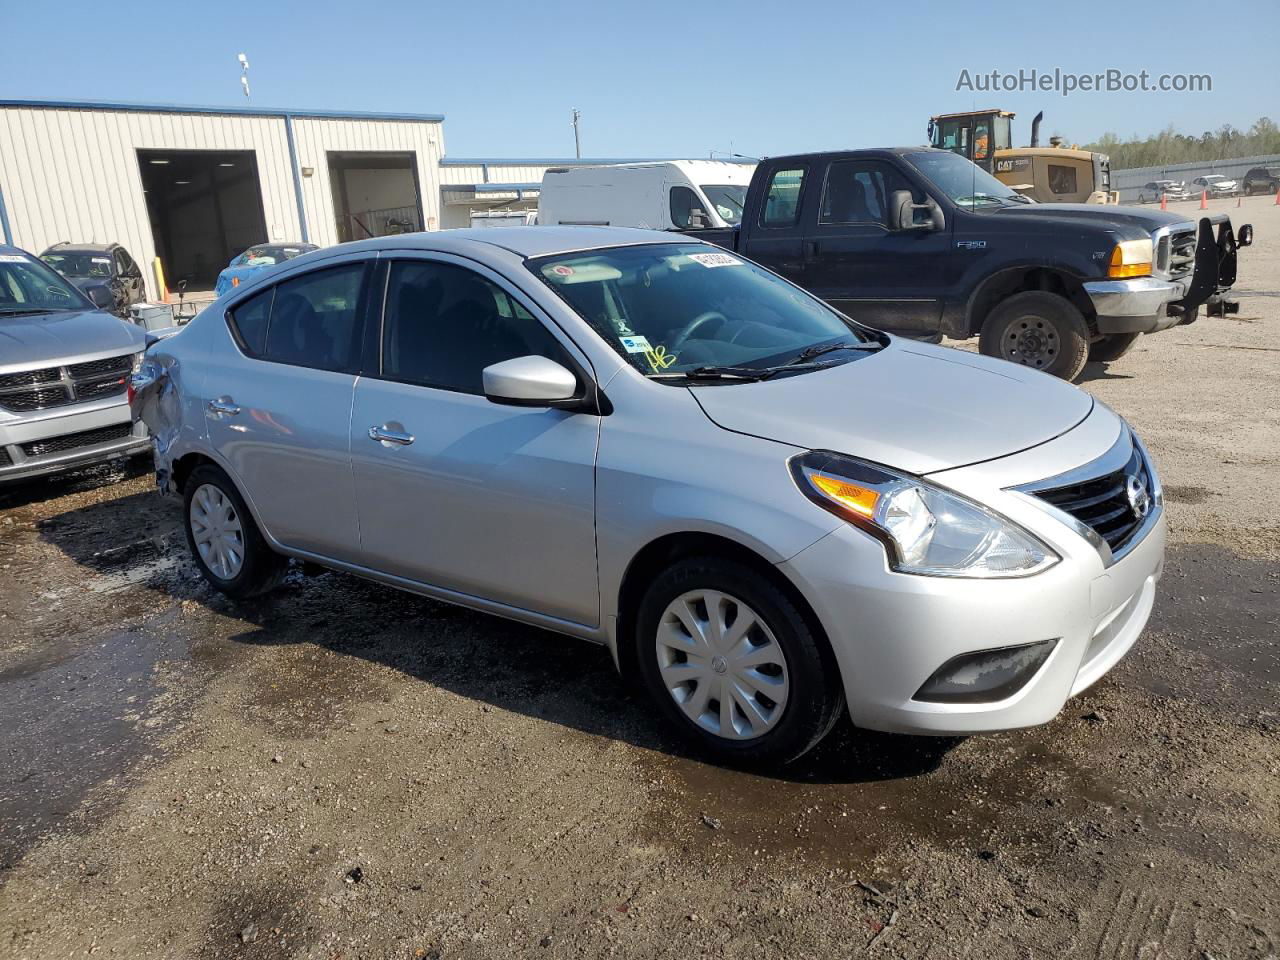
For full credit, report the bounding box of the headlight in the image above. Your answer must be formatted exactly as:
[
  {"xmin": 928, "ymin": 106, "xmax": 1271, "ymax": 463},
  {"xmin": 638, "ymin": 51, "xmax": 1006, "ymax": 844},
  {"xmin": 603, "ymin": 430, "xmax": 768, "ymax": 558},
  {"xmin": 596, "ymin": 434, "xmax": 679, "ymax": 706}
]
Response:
[
  {"xmin": 790, "ymin": 451, "xmax": 1059, "ymax": 578},
  {"xmin": 1108, "ymin": 238, "xmax": 1153, "ymax": 278}
]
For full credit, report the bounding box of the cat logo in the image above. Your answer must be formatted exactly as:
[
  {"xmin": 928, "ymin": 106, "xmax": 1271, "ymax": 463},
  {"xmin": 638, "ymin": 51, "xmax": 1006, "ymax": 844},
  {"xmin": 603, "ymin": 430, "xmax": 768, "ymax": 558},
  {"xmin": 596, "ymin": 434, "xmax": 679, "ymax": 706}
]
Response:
[{"xmin": 956, "ymin": 240, "xmax": 987, "ymax": 250}]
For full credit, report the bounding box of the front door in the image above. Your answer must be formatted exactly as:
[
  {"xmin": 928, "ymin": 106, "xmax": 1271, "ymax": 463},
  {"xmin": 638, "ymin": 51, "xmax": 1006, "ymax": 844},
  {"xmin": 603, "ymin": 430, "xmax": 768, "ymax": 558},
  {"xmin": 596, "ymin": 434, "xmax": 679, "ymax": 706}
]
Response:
[
  {"xmin": 740, "ymin": 162, "xmax": 813, "ymax": 286},
  {"xmin": 204, "ymin": 258, "xmax": 372, "ymax": 560},
  {"xmin": 803, "ymin": 158, "xmax": 951, "ymax": 333},
  {"xmin": 349, "ymin": 254, "xmax": 600, "ymax": 626}
]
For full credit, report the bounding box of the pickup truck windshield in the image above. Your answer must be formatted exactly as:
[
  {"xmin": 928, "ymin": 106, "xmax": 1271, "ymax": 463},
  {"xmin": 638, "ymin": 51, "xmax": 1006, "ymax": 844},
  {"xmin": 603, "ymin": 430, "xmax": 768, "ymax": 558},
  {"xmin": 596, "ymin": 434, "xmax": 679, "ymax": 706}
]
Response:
[
  {"xmin": 701, "ymin": 184, "xmax": 747, "ymax": 225},
  {"xmin": 530, "ymin": 243, "xmax": 875, "ymax": 378},
  {"xmin": 905, "ymin": 151, "xmax": 1028, "ymax": 208},
  {"xmin": 40, "ymin": 252, "xmax": 113, "ymax": 278},
  {"xmin": 0, "ymin": 254, "xmax": 90, "ymax": 314}
]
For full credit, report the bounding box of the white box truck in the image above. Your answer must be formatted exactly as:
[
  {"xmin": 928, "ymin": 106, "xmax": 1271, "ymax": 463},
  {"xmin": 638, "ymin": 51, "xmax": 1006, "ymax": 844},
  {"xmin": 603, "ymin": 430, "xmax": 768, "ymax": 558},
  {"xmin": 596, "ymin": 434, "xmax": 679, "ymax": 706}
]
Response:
[{"xmin": 537, "ymin": 160, "xmax": 754, "ymax": 231}]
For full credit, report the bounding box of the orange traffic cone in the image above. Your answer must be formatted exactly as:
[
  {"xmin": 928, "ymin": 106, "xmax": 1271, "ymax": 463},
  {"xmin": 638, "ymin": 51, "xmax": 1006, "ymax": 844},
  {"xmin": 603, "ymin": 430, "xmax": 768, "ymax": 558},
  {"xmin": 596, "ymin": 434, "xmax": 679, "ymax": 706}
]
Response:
[
  {"xmin": 1237, "ymin": 194, "xmax": 1242, "ymax": 207},
  {"xmin": 1274, "ymin": 188, "xmax": 1279, "ymax": 205},
  {"xmin": 1199, "ymin": 189, "xmax": 1208, "ymax": 209},
  {"xmin": 1160, "ymin": 193, "xmax": 1168, "ymax": 210}
]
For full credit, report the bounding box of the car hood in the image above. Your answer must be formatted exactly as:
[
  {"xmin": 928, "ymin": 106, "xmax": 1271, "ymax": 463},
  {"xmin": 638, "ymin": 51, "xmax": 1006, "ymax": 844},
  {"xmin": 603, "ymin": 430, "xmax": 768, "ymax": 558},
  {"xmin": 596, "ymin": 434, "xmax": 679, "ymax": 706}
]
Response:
[
  {"xmin": 990, "ymin": 203, "xmax": 1190, "ymax": 233},
  {"xmin": 0, "ymin": 308, "xmax": 146, "ymax": 370},
  {"xmin": 689, "ymin": 341, "xmax": 1094, "ymax": 475},
  {"xmin": 67, "ymin": 276, "xmax": 112, "ymax": 292}
]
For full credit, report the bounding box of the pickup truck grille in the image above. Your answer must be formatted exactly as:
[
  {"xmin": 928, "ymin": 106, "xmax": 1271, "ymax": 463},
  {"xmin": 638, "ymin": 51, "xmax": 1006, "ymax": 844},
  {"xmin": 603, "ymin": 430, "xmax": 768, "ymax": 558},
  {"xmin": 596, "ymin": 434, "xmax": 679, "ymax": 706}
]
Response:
[
  {"xmin": 19, "ymin": 423, "xmax": 133, "ymax": 459},
  {"xmin": 1034, "ymin": 446, "xmax": 1153, "ymax": 553},
  {"xmin": 0, "ymin": 354, "xmax": 133, "ymax": 413},
  {"xmin": 1157, "ymin": 229, "xmax": 1196, "ymax": 282}
]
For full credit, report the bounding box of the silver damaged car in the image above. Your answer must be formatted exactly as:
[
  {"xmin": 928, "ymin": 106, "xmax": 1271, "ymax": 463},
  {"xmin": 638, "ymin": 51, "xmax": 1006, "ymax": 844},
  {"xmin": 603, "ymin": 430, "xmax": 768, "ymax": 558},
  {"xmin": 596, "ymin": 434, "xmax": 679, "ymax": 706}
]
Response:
[{"xmin": 132, "ymin": 228, "xmax": 1166, "ymax": 765}]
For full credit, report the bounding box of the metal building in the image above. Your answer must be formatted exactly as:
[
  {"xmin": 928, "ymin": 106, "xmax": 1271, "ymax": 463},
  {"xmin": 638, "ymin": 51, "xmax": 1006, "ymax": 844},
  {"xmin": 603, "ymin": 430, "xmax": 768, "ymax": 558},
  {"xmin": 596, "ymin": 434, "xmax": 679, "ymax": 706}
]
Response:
[{"xmin": 0, "ymin": 99, "xmax": 445, "ymax": 298}]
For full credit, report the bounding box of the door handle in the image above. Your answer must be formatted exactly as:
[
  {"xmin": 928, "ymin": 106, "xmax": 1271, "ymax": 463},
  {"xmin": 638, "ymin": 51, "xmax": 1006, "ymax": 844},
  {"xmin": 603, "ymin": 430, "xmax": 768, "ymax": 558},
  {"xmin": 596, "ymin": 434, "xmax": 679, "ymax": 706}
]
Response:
[
  {"xmin": 802, "ymin": 239, "xmax": 818, "ymax": 259},
  {"xmin": 207, "ymin": 397, "xmax": 240, "ymax": 417},
  {"xmin": 368, "ymin": 424, "xmax": 415, "ymax": 446}
]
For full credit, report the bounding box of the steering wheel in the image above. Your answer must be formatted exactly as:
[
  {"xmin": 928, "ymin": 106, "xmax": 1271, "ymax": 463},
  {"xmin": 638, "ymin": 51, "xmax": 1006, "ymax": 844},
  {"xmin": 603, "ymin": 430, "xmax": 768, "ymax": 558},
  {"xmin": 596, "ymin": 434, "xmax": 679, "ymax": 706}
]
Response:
[{"xmin": 670, "ymin": 311, "xmax": 728, "ymax": 351}]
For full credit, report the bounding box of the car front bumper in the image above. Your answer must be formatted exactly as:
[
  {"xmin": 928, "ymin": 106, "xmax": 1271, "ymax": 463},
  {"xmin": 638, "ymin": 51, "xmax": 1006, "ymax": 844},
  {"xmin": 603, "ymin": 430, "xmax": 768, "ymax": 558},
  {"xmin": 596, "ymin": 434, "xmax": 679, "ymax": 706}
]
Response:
[
  {"xmin": 778, "ymin": 416, "xmax": 1166, "ymax": 736},
  {"xmin": 0, "ymin": 395, "xmax": 149, "ymax": 483},
  {"xmin": 1083, "ymin": 276, "xmax": 1187, "ymax": 334}
]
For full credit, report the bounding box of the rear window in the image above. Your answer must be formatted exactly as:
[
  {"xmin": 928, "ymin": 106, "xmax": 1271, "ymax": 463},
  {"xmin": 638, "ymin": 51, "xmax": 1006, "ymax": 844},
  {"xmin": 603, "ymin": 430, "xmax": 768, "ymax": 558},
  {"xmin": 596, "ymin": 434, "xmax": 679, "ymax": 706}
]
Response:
[{"xmin": 228, "ymin": 288, "xmax": 273, "ymax": 355}]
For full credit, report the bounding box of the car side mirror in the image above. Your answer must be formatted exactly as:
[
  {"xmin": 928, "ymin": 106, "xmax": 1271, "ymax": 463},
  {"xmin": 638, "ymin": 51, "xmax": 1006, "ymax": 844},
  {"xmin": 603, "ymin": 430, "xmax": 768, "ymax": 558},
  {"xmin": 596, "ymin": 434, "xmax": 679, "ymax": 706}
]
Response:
[
  {"xmin": 1237, "ymin": 224, "xmax": 1253, "ymax": 247},
  {"xmin": 482, "ymin": 355, "xmax": 581, "ymax": 408},
  {"xmin": 86, "ymin": 286, "xmax": 114, "ymax": 309},
  {"xmin": 687, "ymin": 208, "xmax": 709, "ymax": 229},
  {"xmin": 890, "ymin": 190, "xmax": 944, "ymax": 232}
]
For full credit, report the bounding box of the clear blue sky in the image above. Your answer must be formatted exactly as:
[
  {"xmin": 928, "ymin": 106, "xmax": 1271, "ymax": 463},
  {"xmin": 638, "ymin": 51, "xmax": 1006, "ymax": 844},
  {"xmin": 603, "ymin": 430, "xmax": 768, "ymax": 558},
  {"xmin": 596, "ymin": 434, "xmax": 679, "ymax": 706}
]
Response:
[{"xmin": 2, "ymin": 0, "xmax": 1271, "ymax": 159}]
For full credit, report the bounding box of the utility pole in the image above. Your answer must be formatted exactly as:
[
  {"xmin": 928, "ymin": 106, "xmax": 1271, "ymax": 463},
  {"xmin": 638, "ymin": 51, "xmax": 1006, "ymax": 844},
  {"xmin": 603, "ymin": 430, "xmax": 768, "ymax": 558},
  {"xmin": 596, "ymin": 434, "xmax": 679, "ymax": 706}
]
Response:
[{"xmin": 571, "ymin": 108, "xmax": 581, "ymax": 159}]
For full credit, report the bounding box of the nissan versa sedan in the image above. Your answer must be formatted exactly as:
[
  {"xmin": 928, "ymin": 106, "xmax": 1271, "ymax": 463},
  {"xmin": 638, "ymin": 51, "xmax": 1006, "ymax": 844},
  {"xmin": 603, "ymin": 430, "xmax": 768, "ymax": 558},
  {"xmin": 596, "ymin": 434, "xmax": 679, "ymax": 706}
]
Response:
[
  {"xmin": 131, "ymin": 227, "xmax": 1165, "ymax": 765},
  {"xmin": 1, "ymin": 246, "xmax": 149, "ymax": 482}
]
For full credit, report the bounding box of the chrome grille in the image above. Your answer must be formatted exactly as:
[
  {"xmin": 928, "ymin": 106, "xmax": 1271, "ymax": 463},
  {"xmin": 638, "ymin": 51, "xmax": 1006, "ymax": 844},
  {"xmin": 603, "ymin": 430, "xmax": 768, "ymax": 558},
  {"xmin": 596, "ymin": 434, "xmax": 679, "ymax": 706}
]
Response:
[
  {"xmin": 19, "ymin": 423, "xmax": 132, "ymax": 459},
  {"xmin": 0, "ymin": 353, "xmax": 134, "ymax": 413},
  {"xmin": 1034, "ymin": 446, "xmax": 1152, "ymax": 552}
]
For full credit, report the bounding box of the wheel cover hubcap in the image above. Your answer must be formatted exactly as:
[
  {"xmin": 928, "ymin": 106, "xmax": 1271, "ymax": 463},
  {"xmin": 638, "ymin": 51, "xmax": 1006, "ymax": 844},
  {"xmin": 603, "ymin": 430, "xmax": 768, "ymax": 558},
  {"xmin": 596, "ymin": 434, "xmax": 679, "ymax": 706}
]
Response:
[
  {"xmin": 1003, "ymin": 317, "xmax": 1058, "ymax": 368},
  {"xmin": 190, "ymin": 483, "xmax": 245, "ymax": 580},
  {"xmin": 655, "ymin": 590, "xmax": 790, "ymax": 741}
]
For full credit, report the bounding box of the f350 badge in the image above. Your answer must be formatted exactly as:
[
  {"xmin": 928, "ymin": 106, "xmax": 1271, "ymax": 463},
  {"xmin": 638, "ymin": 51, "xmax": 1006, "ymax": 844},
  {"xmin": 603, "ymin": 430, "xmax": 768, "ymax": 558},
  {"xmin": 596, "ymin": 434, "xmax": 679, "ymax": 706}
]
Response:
[{"xmin": 956, "ymin": 240, "xmax": 987, "ymax": 250}]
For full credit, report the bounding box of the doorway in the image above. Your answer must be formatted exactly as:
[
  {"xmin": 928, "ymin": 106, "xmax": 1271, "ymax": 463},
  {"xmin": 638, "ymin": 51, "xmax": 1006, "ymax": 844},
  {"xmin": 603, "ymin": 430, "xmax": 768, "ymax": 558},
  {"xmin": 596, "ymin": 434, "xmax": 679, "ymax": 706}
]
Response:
[
  {"xmin": 328, "ymin": 151, "xmax": 423, "ymax": 242},
  {"xmin": 138, "ymin": 149, "xmax": 268, "ymax": 290}
]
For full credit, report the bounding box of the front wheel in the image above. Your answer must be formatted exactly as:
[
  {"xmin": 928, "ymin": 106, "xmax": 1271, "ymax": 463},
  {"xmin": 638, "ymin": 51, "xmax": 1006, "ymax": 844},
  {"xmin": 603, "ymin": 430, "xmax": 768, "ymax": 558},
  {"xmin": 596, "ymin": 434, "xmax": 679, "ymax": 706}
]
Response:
[
  {"xmin": 1088, "ymin": 332, "xmax": 1140, "ymax": 363},
  {"xmin": 183, "ymin": 463, "xmax": 287, "ymax": 599},
  {"xmin": 633, "ymin": 557, "xmax": 844, "ymax": 767},
  {"xmin": 978, "ymin": 291, "xmax": 1091, "ymax": 381}
]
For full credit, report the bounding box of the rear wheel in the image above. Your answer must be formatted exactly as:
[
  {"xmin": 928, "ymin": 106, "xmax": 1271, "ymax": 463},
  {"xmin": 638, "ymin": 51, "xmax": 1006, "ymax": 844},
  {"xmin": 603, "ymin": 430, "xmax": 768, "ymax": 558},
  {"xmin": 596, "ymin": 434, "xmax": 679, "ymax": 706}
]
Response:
[
  {"xmin": 1088, "ymin": 332, "xmax": 1140, "ymax": 363},
  {"xmin": 978, "ymin": 291, "xmax": 1091, "ymax": 381},
  {"xmin": 634, "ymin": 557, "xmax": 844, "ymax": 767},
  {"xmin": 183, "ymin": 463, "xmax": 286, "ymax": 599}
]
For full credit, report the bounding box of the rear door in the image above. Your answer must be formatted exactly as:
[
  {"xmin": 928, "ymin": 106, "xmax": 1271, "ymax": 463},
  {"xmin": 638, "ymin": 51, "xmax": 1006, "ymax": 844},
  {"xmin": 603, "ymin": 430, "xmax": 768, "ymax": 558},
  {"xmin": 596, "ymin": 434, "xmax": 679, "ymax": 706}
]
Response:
[
  {"xmin": 738, "ymin": 161, "xmax": 813, "ymax": 286},
  {"xmin": 204, "ymin": 256, "xmax": 373, "ymax": 560},
  {"xmin": 801, "ymin": 157, "xmax": 951, "ymax": 332}
]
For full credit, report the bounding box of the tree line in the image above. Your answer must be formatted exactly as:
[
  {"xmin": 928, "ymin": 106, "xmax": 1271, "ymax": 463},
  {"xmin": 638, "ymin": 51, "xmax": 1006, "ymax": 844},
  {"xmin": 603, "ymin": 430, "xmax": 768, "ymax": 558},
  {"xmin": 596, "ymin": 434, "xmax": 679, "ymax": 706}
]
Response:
[{"xmin": 1084, "ymin": 118, "xmax": 1280, "ymax": 168}]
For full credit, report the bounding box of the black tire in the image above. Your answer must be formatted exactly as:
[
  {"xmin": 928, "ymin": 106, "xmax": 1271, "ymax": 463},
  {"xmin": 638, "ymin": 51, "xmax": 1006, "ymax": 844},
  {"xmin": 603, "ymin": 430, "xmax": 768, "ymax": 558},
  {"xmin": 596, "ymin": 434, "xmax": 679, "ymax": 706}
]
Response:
[
  {"xmin": 1088, "ymin": 332, "xmax": 1140, "ymax": 363},
  {"xmin": 633, "ymin": 556, "xmax": 844, "ymax": 767},
  {"xmin": 978, "ymin": 291, "xmax": 1091, "ymax": 381},
  {"xmin": 182, "ymin": 463, "xmax": 287, "ymax": 599}
]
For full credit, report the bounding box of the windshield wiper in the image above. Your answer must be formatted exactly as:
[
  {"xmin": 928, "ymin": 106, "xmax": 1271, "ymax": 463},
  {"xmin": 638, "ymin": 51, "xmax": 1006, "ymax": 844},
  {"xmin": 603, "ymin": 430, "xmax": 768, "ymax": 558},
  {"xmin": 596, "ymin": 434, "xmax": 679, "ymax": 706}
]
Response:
[
  {"xmin": 785, "ymin": 340, "xmax": 882, "ymax": 366},
  {"xmin": 652, "ymin": 365, "xmax": 778, "ymax": 382},
  {"xmin": 0, "ymin": 307, "xmax": 59, "ymax": 317}
]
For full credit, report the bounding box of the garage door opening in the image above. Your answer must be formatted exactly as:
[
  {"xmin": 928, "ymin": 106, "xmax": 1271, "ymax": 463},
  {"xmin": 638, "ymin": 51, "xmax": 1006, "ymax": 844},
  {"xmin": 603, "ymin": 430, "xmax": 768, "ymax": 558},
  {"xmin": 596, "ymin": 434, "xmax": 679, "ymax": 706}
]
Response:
[
  {"xmin": 329, "ymin": 151, "xmax": 423, "ymax": 242},
  {"xmin": 138, "ymin": 149, "xmax": 268, "ymax": 291}
]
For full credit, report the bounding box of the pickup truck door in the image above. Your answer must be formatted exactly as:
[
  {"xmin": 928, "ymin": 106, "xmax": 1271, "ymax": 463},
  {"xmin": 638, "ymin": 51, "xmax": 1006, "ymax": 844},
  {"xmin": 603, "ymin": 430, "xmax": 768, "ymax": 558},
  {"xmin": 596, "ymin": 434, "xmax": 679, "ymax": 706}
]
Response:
[
  {"xmin": 737, "ymin": 161, "xmax": 816, "ymax": 287},
  {"xmin": 800, "ymin": 158, "xmax": 952, "ymax": 334}
]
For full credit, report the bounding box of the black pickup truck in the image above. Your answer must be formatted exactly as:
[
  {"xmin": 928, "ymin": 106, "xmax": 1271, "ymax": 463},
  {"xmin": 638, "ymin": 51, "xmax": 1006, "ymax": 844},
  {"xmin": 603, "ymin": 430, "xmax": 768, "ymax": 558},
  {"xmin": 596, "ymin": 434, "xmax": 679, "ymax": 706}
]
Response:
[{"xmin": 684, "ymin": 148, "xmax": 1251, "ymax": 380}]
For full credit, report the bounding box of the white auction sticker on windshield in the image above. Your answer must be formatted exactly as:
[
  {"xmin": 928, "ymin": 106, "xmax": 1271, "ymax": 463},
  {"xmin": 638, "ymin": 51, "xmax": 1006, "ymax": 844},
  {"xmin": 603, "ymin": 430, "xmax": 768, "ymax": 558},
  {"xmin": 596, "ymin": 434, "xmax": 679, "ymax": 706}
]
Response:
[
  {"xmin": 0, "ymin": 255, "xmax": 28, "ymax": 263},
  {"xmin": 92, "ymin": 257, "xmax": 112, "ymax": 264},
  {"xmin": 688, "ymin": 252, "xmax": 742, "ymax": 268},
  {"xmin": 619, "ymin": 335, "xmax": 653, "ymax": 354}
]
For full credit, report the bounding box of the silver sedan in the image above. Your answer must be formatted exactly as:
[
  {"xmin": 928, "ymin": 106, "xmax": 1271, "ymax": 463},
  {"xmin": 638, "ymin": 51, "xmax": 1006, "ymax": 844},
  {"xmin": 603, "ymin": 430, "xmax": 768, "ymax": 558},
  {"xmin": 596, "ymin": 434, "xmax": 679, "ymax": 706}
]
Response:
[{"xmin": 132, "ymin": 227, "xmax": 1165, "ymax": 765}]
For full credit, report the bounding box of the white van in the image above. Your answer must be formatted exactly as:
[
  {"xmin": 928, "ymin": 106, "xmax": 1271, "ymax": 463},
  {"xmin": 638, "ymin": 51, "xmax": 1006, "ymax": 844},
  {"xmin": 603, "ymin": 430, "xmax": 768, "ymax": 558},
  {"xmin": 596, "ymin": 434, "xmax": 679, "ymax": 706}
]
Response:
[{"xmin": 537, "ymin": 160, "xmax": 754, "ymax": 231}]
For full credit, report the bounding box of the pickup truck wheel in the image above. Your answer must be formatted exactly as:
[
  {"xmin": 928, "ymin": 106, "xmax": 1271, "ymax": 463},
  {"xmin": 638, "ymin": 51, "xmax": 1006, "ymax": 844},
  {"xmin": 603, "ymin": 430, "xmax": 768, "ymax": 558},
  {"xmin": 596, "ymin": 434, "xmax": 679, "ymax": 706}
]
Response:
[
  {"xmin": 979, "ymin": 292, "xmax": 1090, "ymax": 381},
  {"xmin": 634, "ymin": 557, "xmax": 844, "ymax": 768},
  {"xmin": 1088, "ymin": 332, "xmax": 1140, "ymax": 363},
  {"xmin": 183, "ymin": 463, "xmax": 287, "ymax": 599}
]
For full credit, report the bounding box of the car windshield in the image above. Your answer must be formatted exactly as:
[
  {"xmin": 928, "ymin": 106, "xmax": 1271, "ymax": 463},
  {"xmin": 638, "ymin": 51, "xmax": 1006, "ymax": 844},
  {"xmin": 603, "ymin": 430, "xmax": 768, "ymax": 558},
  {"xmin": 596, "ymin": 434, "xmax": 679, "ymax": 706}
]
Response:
[
  {"xmin": 0, "ymin": 253, "xmax": 89, "ymax": 314},
  {"xmin": 528, "ymin": 242, "xmax": 879, "ymax": 379},
  {"xmin": 40, "ymin": 251, "xmax": 113, "ymax": 278},
  {"xmin": 700, "ymin": 184, "xmax": 747, "ymax": 225},
  {"xmin": 1202, "ymin": 175, "xmax": 1226, "ymax": 183},
  {"xmin": 904, "ymin": 150, "xmax": 1028, "ymax": 207},
  {"xmin": 233, "ymin": 244, "xmax": 316, "ymax": 267}
]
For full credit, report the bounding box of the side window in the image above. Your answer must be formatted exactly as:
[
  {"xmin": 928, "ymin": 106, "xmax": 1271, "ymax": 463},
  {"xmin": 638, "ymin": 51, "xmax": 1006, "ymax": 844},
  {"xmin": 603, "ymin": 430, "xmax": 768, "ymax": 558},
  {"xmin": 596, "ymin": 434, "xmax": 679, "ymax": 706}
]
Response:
[
  {"xmin": 1048, "ymin": 164, "xmax": 1078, "ymax": 195},
  {"xmin": 669, "ymin": 186, "xmax": 708, "ymax": 229},
  {"xmin": 228, "ymin": 287, "xmax": 273, "ymax": 356},
  {"xmin": 118, "ymin": 249, "xmax": 138, "ymax": 276},
  {"xmin": 820, "ymin": 160, "xmax": 914, "ymax": 227},
  {"xmin": 761, "ymin": 167, "xmax": 805, "ymax": 228},
  {"xmin": 382, "ymin": 260, "xmax": 573, "ymax": 395},
  {"xmin": 263, "ymin": 263, "xmax": 366, "ymax": 372}
]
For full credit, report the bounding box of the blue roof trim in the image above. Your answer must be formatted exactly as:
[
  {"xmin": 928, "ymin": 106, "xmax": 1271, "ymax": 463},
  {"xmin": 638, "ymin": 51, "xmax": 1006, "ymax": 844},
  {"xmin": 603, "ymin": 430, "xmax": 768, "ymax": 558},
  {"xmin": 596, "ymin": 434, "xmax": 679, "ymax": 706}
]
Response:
[
  {"xmin": 439, "ymin": 157, "xmax": 753, "ymax": 165},
  {"xmin": 0, "ymin": 98, "xmax": 444, "ymax": 123}
]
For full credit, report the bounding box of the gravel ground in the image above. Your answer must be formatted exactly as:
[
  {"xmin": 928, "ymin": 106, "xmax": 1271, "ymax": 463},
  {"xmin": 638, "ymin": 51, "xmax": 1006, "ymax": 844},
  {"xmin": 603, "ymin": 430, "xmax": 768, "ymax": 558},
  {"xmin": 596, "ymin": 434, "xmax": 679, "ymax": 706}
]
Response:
[{"xmin": 1, "ymin": 195, "xmax": 1277, "ymax": 959}]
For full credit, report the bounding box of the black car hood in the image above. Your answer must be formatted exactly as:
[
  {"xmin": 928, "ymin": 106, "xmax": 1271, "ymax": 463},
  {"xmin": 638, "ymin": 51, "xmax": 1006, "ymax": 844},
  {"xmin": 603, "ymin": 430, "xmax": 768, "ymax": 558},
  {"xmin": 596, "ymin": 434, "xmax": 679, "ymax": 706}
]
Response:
[
  {"xmin": 68, "ymin": 277, "xmax": 112, "ymax": 293},
  {"xmin": 990, "ymin": 203, "xmax": 1193, "ymax": 233}
]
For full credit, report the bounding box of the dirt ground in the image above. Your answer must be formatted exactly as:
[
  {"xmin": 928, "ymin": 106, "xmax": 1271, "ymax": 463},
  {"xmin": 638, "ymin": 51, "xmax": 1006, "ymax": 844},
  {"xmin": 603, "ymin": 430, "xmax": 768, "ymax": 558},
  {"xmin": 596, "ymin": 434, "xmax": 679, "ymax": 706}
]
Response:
[{"xmin": 1, "ymin": 195, "xmax": 1277, "ymax": 960}]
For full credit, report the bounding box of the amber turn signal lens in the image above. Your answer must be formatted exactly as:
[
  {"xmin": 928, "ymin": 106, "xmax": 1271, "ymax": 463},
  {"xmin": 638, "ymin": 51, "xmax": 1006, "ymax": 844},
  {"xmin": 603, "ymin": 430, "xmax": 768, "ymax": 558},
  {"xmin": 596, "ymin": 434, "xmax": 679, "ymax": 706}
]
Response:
[
  {"xmin": 810, "ymin": 473, "xmax": 880, "ymax": 517},
  {"xmin": 1108, "ymin": 241, "xmax": 1152, "ymax": 279},
  {"xmin": 231, "ymin": 276, "xmax": 240, "ymax": 287}
]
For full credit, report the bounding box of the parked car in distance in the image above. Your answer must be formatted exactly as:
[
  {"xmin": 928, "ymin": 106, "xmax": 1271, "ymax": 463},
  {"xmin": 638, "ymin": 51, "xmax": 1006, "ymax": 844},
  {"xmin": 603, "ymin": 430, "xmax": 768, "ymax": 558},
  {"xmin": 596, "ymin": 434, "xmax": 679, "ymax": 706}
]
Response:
[
  {"xmin": 678, "ymin": 147, "xmax": 1250, "ymax": 381},
  {"xmin": 1241, "ymin": 166, "xmax": 1280, "ymax": 195},
  {"xmin": 1190, "ymin": 174, "xmax": 1239, "ymax": 197},
  {"xmin": 538, "ymin": 160, "xmax": 754, "ymax": 231},
  {"xmin": 214, "ymin": 242, "xmax": 318, "ymax": 297},
  {"xmin": 1137, "ymin": 180, "xmax": 1189, "ymax": 203},
  {"xmin": 1, "ymin": 246, "xmax": 149, "ymax": 482},
  {"xmin": 40, "ymin": 242, "xmax": 147, "ymax": 316},
  {"xmin": 133, "ymin": 227, "xmax": 1166, "ymax": 766}
]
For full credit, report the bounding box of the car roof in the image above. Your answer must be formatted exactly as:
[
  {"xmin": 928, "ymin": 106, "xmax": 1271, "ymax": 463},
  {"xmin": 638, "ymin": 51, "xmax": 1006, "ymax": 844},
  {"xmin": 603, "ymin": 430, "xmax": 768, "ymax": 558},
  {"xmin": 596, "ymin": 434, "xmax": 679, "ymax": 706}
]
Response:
[
  {"xmin": 764, "ymin": 147, "xmax": 941, "ymax": 165},
  {"xmin": 328, "ymin": 226, "xmax": 688, "ymax": 260},
  {"xmin": 42, "ymin": 241, "xmax": 119, "ymax": 253}
]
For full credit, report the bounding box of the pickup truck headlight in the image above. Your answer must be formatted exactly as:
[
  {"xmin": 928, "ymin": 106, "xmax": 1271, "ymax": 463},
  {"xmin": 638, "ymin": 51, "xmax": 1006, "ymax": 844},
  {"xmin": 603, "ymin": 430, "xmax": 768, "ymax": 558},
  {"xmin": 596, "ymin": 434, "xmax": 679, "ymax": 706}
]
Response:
[
  {"xmin": 790, "ymin": 452, "xmax": 1059, "ymax": 578},
  {"xmin": 1108, "ymin": 238, "xmax": 1153, "ymax": 278}
]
